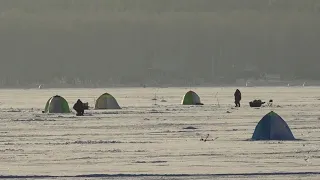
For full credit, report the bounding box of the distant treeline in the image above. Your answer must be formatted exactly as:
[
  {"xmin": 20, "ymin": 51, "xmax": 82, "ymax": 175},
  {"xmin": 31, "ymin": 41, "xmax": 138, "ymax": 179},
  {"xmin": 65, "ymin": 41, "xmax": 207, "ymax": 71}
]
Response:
[{"xmin": 0, "ymin": 0, "xmax": 319, "ymax": 87}]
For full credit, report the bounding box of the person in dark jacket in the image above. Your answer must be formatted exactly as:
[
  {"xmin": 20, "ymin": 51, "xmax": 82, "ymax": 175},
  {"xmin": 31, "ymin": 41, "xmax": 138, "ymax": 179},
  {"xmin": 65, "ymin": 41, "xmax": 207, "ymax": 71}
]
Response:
[
  {"xmin": 234, "ymin": 89, "xmax": 241, "ymax": 107},
  {"xmin": 73, "ymin": 99, "xmax": 84, "ymax": 116}
]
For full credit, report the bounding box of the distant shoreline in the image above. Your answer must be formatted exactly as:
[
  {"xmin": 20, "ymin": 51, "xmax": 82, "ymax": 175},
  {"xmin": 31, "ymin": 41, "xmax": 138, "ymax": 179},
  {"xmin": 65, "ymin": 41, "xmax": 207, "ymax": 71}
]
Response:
[
  {"xmin": 1, "ymin": 79, "xmax": 320, "ymax": 89},
  {"xmin": 0, "ymin": 85, "xmax": 319, "ymax": 90}
]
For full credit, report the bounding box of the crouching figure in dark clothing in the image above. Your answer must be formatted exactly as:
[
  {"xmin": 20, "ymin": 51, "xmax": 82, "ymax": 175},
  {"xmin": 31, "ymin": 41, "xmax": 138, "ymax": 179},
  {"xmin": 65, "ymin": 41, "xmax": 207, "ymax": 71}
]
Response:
[
  {"xmin": 234, "ymin": 89, "xmax": 241, "ymax": 107},
  {"xmin": 73, "ymin": 99, "xmax": 84, "ymax": 116}
]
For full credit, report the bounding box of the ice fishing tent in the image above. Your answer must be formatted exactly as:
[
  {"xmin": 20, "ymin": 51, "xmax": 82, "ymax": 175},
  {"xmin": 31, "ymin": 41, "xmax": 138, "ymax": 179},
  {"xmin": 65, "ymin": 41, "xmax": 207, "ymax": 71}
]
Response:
[
  {"xmin": 252, "ymin": 111, "xmax": 295, "ymax": 140},
  {"xmin": 181, "ymin": 90, "xmax": 203, "ymax": 105},
  {"xmin": 95, "ymin": 93, "xmax": 121, "ymax": 109},
  {"xmin": 44, "ymin": 95, "xmax": 70, "ymax": 113}
]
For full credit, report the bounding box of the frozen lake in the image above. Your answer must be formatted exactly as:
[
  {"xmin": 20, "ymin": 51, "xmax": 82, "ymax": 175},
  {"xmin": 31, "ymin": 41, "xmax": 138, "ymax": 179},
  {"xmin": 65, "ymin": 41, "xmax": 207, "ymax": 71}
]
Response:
[{"xmin": 0, "ymin": 87, "xmax": 320, "ymax": 179}]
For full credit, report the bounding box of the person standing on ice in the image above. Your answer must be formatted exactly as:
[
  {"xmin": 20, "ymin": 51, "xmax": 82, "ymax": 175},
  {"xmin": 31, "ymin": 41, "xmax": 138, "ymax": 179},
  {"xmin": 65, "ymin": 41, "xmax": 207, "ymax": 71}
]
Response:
[
  {"xmin": 234, "ymin": 89, "xmax": 241, "ymax": 107},
  {"xmin": 73, "ymin": 99, "xmax": 85, "ymax": 116}
]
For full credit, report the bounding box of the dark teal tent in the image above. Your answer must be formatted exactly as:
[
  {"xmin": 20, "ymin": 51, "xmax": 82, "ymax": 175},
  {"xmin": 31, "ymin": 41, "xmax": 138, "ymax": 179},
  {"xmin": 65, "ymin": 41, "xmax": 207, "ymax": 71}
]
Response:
[{"xmin": 252, "ymin": 111, "xmax": 295, "ymax": 140}]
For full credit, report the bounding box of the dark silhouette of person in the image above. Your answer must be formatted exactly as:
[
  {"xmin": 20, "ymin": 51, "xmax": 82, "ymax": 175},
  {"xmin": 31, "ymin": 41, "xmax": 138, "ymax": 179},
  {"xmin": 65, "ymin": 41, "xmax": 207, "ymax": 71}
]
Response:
[
  {"xmin": 73, "ymin": 99, "xmax": 84, "ymax": 116},
  {"xmin": 234, "ymin": 89, "xmax": 241, "ymax": 107}
]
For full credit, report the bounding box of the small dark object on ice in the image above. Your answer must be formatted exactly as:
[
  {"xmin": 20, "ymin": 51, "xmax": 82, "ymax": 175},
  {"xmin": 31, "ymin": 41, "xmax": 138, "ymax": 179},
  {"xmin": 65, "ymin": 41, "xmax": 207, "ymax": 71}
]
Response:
[
  {"xmin": 200, "ymin": 134, "xmax": 210, "ymax": 142},
  {"xmin": 83, "ymin": 102, "xmax": 89, "ymax": 110},
  {"xmin": 200, "ymin": 134, "xmax": 218, "ymax": 142},
  {"xmin": 249, "ymin": 99, "xmax": 265, "ymax": 107},
  {"xmin": 183, "ymin": 126, "xmax": 197, "ymax": 130}
]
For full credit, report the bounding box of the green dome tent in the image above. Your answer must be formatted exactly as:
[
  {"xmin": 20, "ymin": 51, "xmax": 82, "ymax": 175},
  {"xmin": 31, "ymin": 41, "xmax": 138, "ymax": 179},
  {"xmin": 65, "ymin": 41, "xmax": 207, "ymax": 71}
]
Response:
[
  {"xmin": 181, "ymin": 90, "xmax": 203, "ymax": 105},
  {"xmin": 44, "ymin": 95, "xmax": 70, "ymax": 113},
  {"xmin": 95, "ymin": 93, "xmax": 121, "ymax": 109},
  {"xmin": 252, "ymin": 111, "xmax": 295, "ymax": 140}
]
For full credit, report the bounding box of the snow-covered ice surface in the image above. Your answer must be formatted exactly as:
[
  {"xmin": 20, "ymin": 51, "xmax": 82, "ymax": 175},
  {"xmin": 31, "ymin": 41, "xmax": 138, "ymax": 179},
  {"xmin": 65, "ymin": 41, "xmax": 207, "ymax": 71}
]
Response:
[{"xmin": 0, "ymin": 87, "xmax": 320, "ymax": 180}]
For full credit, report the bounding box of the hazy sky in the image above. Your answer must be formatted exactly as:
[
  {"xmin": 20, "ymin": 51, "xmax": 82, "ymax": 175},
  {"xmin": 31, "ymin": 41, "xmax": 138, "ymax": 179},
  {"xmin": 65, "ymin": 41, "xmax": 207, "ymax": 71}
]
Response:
[{"xmin": 0, "ymin": 0, "xmax": 319, "ymax": 86}]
